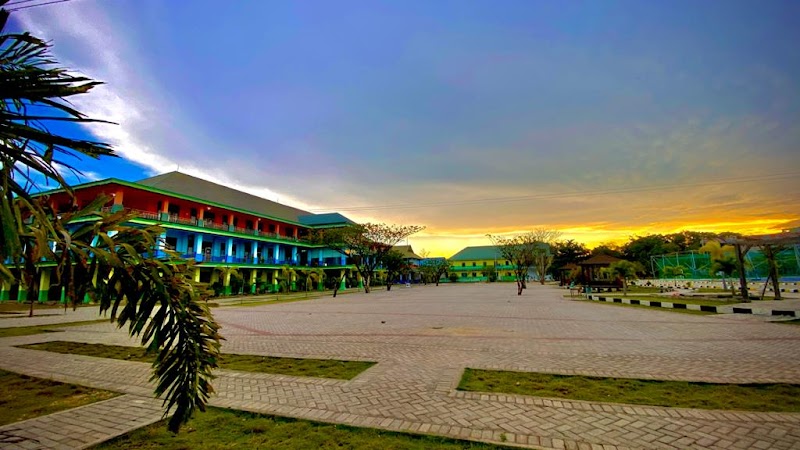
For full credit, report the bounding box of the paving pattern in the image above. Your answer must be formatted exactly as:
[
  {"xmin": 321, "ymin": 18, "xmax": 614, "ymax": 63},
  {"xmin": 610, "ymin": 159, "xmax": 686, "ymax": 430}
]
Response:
[{"xmin": 2, "ymin": 284, "xmax": 800, "ymax": 449}]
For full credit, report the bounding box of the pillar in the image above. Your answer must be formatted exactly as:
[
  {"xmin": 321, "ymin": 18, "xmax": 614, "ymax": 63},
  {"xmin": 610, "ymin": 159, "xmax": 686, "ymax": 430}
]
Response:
[
  {"xmin": 111, "ymin": 189, "xmax": 124, "ymax": 212},
  {"xmin": 291, "ymin": 247, "xmax": 298, "ymax": 263},
  {"xmin": 0, "ymin": 279, "xmax": 10, "ymax": 301},
  {"xmin": 339, "ymin": 269, "xmax": 346, "ymax": 291},
  {"xmin": 223, "ymin": 270, "xmax": 232, "ymax": 296},
  {"xmin": 83, "ymin": 268, "xmax": 97, "ymax": 303},
  {"xmin": 318, "ymin": 249, "xmax": 324, "ymax": 265},
  {"xmin": 193, "ymin": 268, "xmax": 201, "ymax": 283},
  {"xmin": 37, "ymin": 269, "xmax": 50, "ymax": 303},
  {"xmin": 226, "ymin": 238, "xmax": 234, "ymax": 263},
  {"xmin": 291, "ymin": 272, "xmax": 297, "ymax": 292},
  {"xmin": 17, "ymin": 283, "xmax": 28, "ymax": 303},
  {"xmin": 250, "ymin": 270, "xmax": 257, "ymax": 294},
  {"xmin": 195, "ymin": 234, "xmax": 204, "ymax": 262},
  {"xmin": 274, "ymin": 244, "xmax": 280, "ymax": 263},
  {"xmin": 340, "ymin": 255, "xmax": 346, "ymax": 266},
  {"xmin": 358, "ymin": 273, "xmax": 364, "ymax": 289},
  {"xmin": 252, "ymin": 242, "xmax": 259, "ymax": 264},
  {"xmin": 272, "ymin": 270, "xmax": 278, "ymax": 293}
]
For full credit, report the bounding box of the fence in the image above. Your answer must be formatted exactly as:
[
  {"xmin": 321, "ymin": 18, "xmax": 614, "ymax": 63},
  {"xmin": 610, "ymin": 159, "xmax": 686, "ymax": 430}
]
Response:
[{"xmin": 651, "ymin": 245, "xmax": 800, "ymax": 280}]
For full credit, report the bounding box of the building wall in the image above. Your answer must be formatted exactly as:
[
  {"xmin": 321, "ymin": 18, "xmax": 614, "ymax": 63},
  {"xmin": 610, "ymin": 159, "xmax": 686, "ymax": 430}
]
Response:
[{"xmin": 449, "ymin": 259, "xmax": 516, "ymax": 282}]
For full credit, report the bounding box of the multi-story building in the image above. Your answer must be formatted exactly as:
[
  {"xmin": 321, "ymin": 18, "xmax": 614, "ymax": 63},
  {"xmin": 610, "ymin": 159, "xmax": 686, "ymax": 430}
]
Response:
[
  {"xmin": 448, "ymin": 246, "xmax": 516, "ymax": 282},
  {"xmin": 2, "ymin": 171, "xmax": 360, "ymax": 302}
]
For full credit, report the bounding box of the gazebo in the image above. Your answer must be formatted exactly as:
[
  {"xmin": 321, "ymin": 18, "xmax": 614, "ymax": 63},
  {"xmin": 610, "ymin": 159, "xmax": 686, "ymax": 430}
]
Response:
[
  {"xmin": 557, "ymin": 263, "xmax": 579, "ymax": 286},
  {"xmin": 720, "ymin": 229, "xmax": 800, "ymax": 300},
  {"xmin": 578, "ymin": 254, "xmax": 622, "ymax": 288}
]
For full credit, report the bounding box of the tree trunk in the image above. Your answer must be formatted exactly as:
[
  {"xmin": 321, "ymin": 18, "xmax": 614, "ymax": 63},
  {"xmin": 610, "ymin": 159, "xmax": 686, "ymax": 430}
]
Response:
[
  {"xmin": 623, "ymin": 279, "xmax": 628, "ymax": 296},
  {"xmin": 386, "ymin": 282, "xmax": 392, "ymax": 291},
  {"xmin": 763, "ymin": 245, "xmax": 782, "ymax": 300},
  {"xmin": 734, "ymin": 244, "xmax": 750, "ymax": 301},
  {"xmin": 364, "ymin": 275, "xmax": 371, "ymax": 293},
  {"xmin": 517, "ymin": 280, "xmax": 523, "ymax": 295}
]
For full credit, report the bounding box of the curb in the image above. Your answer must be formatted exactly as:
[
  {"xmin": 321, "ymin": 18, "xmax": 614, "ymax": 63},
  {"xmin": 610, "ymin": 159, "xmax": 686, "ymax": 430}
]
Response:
[{"xmin": 584, "ymin": 295, "xmax": 798, "ymax": 317}]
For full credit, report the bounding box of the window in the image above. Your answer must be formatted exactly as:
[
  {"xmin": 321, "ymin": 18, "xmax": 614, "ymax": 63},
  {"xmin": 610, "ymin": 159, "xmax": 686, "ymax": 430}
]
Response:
[
  {"xmin": 471, "ymin": 272, "xmax": 476, "ymax": 277},
  {"xmin": 187, "ymin": 236, "xmax": 195, "ymax": 251},
  {"xmin": 461, "ymin": 263, "xmax": 465, "ymax": 267},
  {"xmin": 460, "ymin": 273, "xmax": 466, "ymax": 278},
  {"xmin": 472, "ymin": 262, "xmax": 476, "ymax": 267},
  {"xmin": 505, "ymin": 261, "xmax": 509, "ymax": 266},
  {"xmin": 190, "ymin": 208, "xmax": 198, "ymax": 219},
  {"xmin": 269, "ymin": 224, "xmax": 276, "ymax": 233},
  {"xmin": 164, "ymin": 237, "xmax": 177, "ymax": 250},
  {"xmin": 245, "ymin": 220, "xmax": 254, "ymax": 230}
]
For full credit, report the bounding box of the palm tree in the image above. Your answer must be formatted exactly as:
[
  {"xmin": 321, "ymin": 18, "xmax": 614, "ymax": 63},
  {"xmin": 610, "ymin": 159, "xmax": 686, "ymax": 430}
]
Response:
[
  {"xmin": 0, "ymin": 9, "xmax": 220, "ymax": 432},
  {"xmin": 699, "ymin": 241, "xmax": 737, "ymax": 294},
  {"xmin": 607, "ymin": 260, "xmax": 641, "ymax": 296},
  {"xmin": 276, "ymin": 265, "xmax": 297, "ymax": 293}
]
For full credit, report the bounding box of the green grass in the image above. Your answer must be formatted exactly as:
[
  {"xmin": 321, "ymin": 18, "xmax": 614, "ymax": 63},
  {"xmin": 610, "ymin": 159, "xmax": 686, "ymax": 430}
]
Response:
[
  {"xmin": 458, "ymin": 369, "xmax": 800, "ymax": 412},
  {"xmin": 19, "ymin": 341, "xmax": 375, "ymax": 380},
  {"xmin": 779, "ymin": 319, "xmax": 800, "ymax": 326},
  {"xmin": 0, "ymin": 369, "xmax": 117, "ymax": 425},
  {"xmin": 0, "ymin": 319, "xmax": 110, "ymax": 338},
  {"xmin": 93, "ymin": 406, "xmax": 512, "ymax": 450},
  {"xmin": 576, "ymin": 299, "xmax": 714, "ymax": 315}
]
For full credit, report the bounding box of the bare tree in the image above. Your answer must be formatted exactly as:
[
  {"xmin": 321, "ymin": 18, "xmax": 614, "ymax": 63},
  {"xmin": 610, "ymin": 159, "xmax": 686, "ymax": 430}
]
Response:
[
  {"xmin": 489, "ymin": 229, "xmax": 560, "ymax": 294},
  {"xmin": 313, "ymin": 223, "xmax": 424, "ymax": 293}
]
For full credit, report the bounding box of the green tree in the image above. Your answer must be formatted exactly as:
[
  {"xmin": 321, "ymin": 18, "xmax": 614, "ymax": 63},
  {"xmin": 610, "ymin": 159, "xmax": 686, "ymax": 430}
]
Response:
[
  {"xmin": 483, "ymin": 264, "xmax": 497, "ymax": 282},
  {"xmin": 606, "ymin": 260, "xmax": 643, "ymax": 295},
  {"xmin": 312, "ymin": 223, "xmax": 423, "ymax": 293},
  {"xmin": 381, "ymin": 250, "xmax": 407, "ymax": 291},
  {"xmin": 420, "ymin": 258, "xmax": 450, "ymax": 286},
  {"xmin": 699, "ymin": 240, "xmax": 737, "ymax": 294},
  {"xmin": 488, "ymin": 229, "xmax": 560, "ymax": 295},
  {"xmin": 661, "ymin": 265, "xmax": 684, "ymax": 286},
  {"xmin": 549, "ymin": 239, "xmax": 590, "ymax": 277},
  {"xmin": 0, "ymin": 11, "xmax": 220, "ymax": 432}
]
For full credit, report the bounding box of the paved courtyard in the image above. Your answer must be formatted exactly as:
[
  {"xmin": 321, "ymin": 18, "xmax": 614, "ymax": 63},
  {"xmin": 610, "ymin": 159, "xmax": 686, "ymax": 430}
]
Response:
[{"xmin": 2, "ymin": 284, "xmax": 800, "ymax": 449}]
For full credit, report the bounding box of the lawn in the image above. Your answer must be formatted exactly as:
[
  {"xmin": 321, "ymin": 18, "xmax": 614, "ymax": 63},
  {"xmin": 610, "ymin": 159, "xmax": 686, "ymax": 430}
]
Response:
[
  {"xmin": 93, "ymin": 407, "xmax": 513, "ymax": 450},
  {"xmin": 0, "ymin": 319, "xmax": 110, "ymax": 338},
  {"xmin": 19, "ymin": 341, "xmax": 375, "ymax": 380},
  {"xmin": 0, "ymin": 369, "xmax": 117, "ymax": 426},
  {"xmin": 458, "ymin": 369, "xmax": 800, "ymax": 412}
]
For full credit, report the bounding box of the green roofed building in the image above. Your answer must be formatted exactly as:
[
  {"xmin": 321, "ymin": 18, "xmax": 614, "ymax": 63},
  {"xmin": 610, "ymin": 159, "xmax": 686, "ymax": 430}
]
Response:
[{"xmin": 449, "ymin": 246, "xmax": 515, "ymax": 282}]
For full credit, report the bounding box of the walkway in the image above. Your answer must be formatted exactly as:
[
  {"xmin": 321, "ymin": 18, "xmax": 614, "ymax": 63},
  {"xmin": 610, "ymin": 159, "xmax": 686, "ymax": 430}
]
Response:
[{"xmin": 1, "ymin": 284, "xmax": 800, "ymax": 449}]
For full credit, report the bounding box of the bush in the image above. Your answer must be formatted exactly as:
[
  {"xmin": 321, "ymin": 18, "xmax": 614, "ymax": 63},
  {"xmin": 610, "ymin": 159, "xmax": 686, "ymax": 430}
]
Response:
[{"xmin": 448, "ymin": 273, "xmax": 459, "ymax": 283}]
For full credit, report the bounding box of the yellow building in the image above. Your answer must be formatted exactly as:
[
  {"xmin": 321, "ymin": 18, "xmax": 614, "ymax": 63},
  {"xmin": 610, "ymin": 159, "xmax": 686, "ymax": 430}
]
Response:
[{"xmin": 449, "ymin": 246, "xmax": 515, "ymax": 282}]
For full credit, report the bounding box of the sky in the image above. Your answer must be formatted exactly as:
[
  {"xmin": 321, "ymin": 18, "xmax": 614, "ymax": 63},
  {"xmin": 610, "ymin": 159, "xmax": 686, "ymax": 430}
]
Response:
[{"xmin": 11, "ymin": 0, "xmax": 800, "ymax": 257}]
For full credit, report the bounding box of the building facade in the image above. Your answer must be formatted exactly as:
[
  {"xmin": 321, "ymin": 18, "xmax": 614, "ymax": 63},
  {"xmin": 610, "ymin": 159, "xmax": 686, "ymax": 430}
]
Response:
[
  {"xmin": 1, "ymin": 172, "xmax": 361, "ymax": 302},
  {"xmin": 448, "ymin": 245, "xmax": 516, "ymax": 282}
]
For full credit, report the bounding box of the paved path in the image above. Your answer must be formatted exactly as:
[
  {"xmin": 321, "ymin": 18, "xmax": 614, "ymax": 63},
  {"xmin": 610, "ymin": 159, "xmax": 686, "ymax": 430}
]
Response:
[
  {"xmin": 0, "ymin": 306, "xmax": 106, "ymax": 329},
  {"xmin": 2, "ymin": 284, "xmax": 800, "ymax": 449}
]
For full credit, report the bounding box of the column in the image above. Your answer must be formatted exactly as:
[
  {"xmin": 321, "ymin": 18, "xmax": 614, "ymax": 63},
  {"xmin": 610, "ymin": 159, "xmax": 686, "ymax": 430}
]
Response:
[
  {"xmin": 17, "ymin": 282, "xmax": 28, "ymax": 303},
  {"xmin": 193, "ymin": 268, "xmax": 201, "ymax": 283},
  {"xmin": 159, "ymin": 200, "xmax": 169, "ymax": 221},
  {"xmin": 274, "ymin": 244, "xmax": 280, "ymax": 263},
  {"xmin": 0, "ymin": 279, "xmax": 10, "ymax": 301},
  {"xmin": 194, "ymin": 234, "xmax": 204, "ymax": 262},
  {"xmin": 340, "ymin": 255, "xmax": 346, "ymax": 266},
  {"xmin": 223, "ymin": 270, "xmax": 232, "ymax": 296},
  {"xmin": 252, "ymin": 241, "xmax": 259, "ymax": 264},
  {"xmin": 157, "ymin": 232, "xmax": 167, "ymax": 257},
  {"xmin": 318, "ymin": 249, "xmax": 324, "ymax": 265},
  {"xmin": 339, "ymin": 269, "xmax": 346, "ymax": 291},
  {"xmin": 291, "ymin": 272, "xmax": 297, "ymax": 292},
  {"xmin": 291, "ymin": 247, "xmax": 298, "ymax": 264},
  {"xmin": 357, "ymin": 273, "xmax": 364, "ymax": 289},
  {"xmin": 226, "ymin": 238, "xmax": 234, "ymax": 263},
  {"xmin": 250, "ymin": 270, "xmax": 257, "ymax": 294},
  {"xmin": 37, "ymin": 269, "xmax": 50, "ymax": 303},
  {"xmin": 111, "ymin": 189, "xmax": 124, "ymax": 212},
  {"xmin": 271, "ymin": 270, "xmax": 278, "ymax": 293}
]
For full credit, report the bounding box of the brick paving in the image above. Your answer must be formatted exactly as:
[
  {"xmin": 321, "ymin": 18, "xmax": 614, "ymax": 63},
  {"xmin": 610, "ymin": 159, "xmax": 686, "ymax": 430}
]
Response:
[{"xmin": 2, "ymin": 284, "xmax": 800, "ymax": 449}]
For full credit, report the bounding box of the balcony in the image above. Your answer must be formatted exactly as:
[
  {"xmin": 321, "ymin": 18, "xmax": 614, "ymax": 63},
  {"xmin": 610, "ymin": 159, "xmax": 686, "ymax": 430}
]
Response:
[{"xmin": 102, "ymin": 207, "xmax": 307, "ymax": 244}]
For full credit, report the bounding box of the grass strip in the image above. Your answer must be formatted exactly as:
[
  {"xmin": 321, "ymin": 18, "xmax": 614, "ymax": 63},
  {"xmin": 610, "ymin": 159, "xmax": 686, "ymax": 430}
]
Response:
[
  {"xmin": 19, "ymin": 341, "xmax": 375, "ymax": 380},
  {"xmin": 458, "ymin": 368, "xmax": 800, "ymax": 412},
  {"xmin": 0, "ymin": 369, "xmax": 117, "ymax": 426},
  {"xmin": 0, "ymin": 319, "xmax": 110, "ymax": 338},
  {"xmin": 93, "ymin": 406, "xmax": 514, "ymax": 450},
  {"xmin": 576, "ymin": 299, "xmax": 714, "ymax": 315}
]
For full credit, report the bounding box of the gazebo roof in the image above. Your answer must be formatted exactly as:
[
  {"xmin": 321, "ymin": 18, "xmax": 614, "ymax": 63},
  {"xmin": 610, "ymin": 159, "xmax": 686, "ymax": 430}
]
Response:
[{"xmin": 558, "ymin": 263, "xmax": 580, "ymax": 271}]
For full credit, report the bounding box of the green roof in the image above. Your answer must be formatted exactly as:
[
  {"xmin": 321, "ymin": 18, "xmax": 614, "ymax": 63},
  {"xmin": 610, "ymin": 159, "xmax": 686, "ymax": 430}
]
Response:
[
  {"xmin": 449, "ymin": 245, "xmax": 502, "ymax": 261},
  {"xmin": 392, "ymin": 245, "xmax": 422, "ymax": 260}
]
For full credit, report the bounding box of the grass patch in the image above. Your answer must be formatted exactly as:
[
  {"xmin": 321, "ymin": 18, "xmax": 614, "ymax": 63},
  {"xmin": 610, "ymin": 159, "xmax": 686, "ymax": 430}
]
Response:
[
  {"xmin": 0, "ymin": 319, "xmax": 109, "ymax": 338},
  {"xmin": 577, "ymin": 299, "xmax": 714, "ymax": 315},
  {"xmin": 0, "ymin": 369, "xmax": 117, "ymax": 426},
  {"xmin": 93, "ymin": 406, "xmax": 512, "ymax": 450},
  {"xmin": 0, "ymin": 302, "xmax": 95, "ymax": 314},
  {"xmin": 779, "ymin": 319, "xmax": 800, "ymax": 325},
  {"xmin": 458, "ymin": 369, "xmax": 800, "ymax": 412},
  {"xmin": 19, "ymin": 341, "xmax": 375, "ymax": 380}
]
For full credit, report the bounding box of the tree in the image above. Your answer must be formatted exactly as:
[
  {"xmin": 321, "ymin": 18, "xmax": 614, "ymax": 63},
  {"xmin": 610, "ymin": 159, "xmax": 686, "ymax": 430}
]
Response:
[
  {"xmin": 483, "ymin": 264, "xmax": 497, "ymax": 282},
  {"xmin": 312, "ymin": 223, "xmax": 424, "ymax": 293},
  {"xmin": 530, "ymin": 229, "xmax": 561, "ymax": 285},
  {"xmin": 382, "ymin": 250, "xmax": 407, "ymax": 291},
  {"xmin": 760, "ymin": 244, "xmax": 786, "ymax": 300},
  {"xmin": 420, "ymin": 258, "xmax": 449, "ymax": 286},
  {"xmin": 275, "ymin": 265, "xmax": 297, "ymax": 293},
  {"xmin": 549, "ymin": 239, "xmax": 590, "ymax": 278},
  {"xmin": 488, "ymin": 229, "xmax": 560, "ymax": 295},
  {"xmin": 661, "ymin": 265, "xmax": 684, "ymax": 287},
  {"xmin": 606, "ymin": 260, "xmax": 642, "ymax": 295},
  {"xmin": 699, "ymin": 240, "xmax": 737, "ymax": 294},
  {"xmin": 0, "ymin": 10, "xmax": 220, "ymax": 432}
]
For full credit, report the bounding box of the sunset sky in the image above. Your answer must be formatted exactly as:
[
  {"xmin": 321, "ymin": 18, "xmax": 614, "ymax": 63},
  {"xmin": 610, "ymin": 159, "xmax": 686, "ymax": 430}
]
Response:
[{"xmin": 13, "ymin": 0, "xmax": 799, "ymax": 257}]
